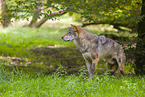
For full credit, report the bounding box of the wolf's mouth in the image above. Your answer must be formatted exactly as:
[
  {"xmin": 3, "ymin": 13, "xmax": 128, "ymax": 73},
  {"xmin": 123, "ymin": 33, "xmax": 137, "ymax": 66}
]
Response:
[{"xmin": 62, "ymin": 37, "xmax": 71, "ymax": 41}]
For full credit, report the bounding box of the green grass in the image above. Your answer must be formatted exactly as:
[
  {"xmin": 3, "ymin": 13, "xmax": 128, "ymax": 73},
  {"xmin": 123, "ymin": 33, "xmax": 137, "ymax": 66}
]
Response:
[
  {"xmin": 0, "ymin": 15, "xmax": 143, "ymax": 97},
  {"xmin": 0, "ymin": 72, "xmax": 144, "ymax": 97},
  {"xmin": 0, "ymin": 26, "xmax": 73, "ymax": 56}
]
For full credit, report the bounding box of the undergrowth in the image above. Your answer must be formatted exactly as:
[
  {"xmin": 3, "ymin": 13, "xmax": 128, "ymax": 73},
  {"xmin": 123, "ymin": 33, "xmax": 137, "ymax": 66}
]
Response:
[{"xmin": 0, "ymin": 65, "xmax": 144, "ymax": 97}]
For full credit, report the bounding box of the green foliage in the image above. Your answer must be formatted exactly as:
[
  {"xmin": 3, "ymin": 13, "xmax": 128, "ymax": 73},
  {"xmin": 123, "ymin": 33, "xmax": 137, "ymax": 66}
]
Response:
[
  {"xmin": 56, "ymin": 0, "xmax": 142, "ymax": 28},
  {"xmin": 0, "ymin": 0, "xmax": 65, "ymax": 23},
  {"xmin": 1, "ymin": 0, "xmax": 142, "ymax": 29},
  {"xmin": 54, "ymin": 65, "xmax": 68, "ymax": 77}
]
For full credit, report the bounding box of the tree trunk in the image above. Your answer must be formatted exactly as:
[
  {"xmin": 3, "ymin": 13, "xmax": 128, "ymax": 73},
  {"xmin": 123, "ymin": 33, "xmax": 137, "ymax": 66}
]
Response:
[
  {"xmin": 135, "ymin": 0, "xmax": 145, "ymax": 75},
  {"xmin": 28, "ymin": 0, "xmax": 42, "ymax": 27},
  {"xmin": 34, "ymin": 17, "xmax": 48, "ymax": 28},
  {"xmin": 1, "ymin": 0, "xmax": 10, "ymax": 28}
]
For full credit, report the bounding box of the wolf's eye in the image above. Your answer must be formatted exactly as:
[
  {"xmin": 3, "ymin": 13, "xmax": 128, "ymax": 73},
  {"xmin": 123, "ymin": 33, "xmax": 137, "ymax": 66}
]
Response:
[{"xmin": 68, "ymin": 32, "xmax": 71, "ymax": 34}]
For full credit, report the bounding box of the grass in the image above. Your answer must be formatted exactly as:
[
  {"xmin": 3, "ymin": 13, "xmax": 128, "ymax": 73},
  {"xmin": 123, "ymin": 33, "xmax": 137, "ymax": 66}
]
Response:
[
  {"xmin": 0, "ymin": 72, "xmax": 144, "ymax": 97},
  {"xmin": 0, "ymin": 14, "xmax": 144, "ymax": 97}
]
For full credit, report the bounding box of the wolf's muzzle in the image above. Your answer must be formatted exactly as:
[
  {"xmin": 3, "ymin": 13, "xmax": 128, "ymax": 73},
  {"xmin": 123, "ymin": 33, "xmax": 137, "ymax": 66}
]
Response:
[
  {"xmin": 62, "ymin": 36, "xmax": 70, "ymax": 41},
  {"xmin": 62, "ymin": 36, "xmax": 67, "ymax": 41}
]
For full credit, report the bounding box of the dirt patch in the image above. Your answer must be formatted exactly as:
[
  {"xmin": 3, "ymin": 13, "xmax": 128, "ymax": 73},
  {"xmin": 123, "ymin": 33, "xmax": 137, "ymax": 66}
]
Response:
[{"xmin": 31, "ymin": 47, "xmax": 86, "ymax": 74}]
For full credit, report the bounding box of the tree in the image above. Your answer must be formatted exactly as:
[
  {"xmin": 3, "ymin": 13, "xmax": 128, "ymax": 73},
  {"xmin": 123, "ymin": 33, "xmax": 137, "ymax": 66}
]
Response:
[
  {"xmin": 135, "ymin": 0, "xmax": 145, "ymax": 75},
  {"xmin": 0, "ymin": 0, "xmax": 142, "ymax": 29},
  {"xmin": 28, "ymin": 0, "xmax": 43, "ymax": 27},
  {"xmin": 0, "ymin": 0, "xmax": 67, "ymax": 28},
  {"xmin": 1, "ymin": 0, "xmax": 10, "ymax": 28},
  {"xmin": 28, "ymin": 0, "xmax": 67, "ymax": 28},
  {"xmin": 57, "ymin": 0, "xmax": 142, "ymax": 30},
  {"xmin": 33, "ymin": 8, "xmax": 67, "ymax": 28}
]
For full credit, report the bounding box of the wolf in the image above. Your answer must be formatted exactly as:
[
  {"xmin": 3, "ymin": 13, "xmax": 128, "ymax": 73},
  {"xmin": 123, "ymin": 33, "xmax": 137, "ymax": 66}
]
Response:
[{"xmin": 62, "ymin": 24, "xmax": 126, "ymax": 78}]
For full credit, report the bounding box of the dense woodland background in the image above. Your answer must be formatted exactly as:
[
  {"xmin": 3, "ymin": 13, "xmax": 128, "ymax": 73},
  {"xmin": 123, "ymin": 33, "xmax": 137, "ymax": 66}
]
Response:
[{"xmin": 0, "ymin": 0, "xmax": 145, "ymax": 96}]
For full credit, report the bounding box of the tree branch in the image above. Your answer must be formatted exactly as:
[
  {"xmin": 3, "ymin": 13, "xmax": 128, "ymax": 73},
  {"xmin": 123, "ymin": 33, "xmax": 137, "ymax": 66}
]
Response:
[
  {"xmin": 82, "ymin": 22, "xmax": 134, "ymax": 31},
  {"xmin": 28, "ymin": 0, "xmax": 43, "ymax": 27},
  {"xmin": 35, "ymin": 8, "xmax": 67, "ymax": 28}
]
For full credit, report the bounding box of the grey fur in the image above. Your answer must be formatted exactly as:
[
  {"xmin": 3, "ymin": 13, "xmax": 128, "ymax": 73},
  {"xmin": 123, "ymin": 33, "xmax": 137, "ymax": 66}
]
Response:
[{"xmin": 62, "ymin": 25, "xmax": 126, "ymax": 79}]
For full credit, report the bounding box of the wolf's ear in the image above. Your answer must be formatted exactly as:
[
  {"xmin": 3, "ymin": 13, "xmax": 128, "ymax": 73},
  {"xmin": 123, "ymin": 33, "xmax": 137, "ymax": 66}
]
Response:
[
  {"xmin": 70, "ymin": 24, "xmax": 77, "ymax": 31},
  {"xmin": 99, "ymin": 35, "xmax": 106, "ymax": 44},
  {"xmin": 70, "ymin": 24, "xmax": 82, "ymax": 34},
  {"xmin": 70, "ymin": 24, "xmax": 75, "ymax": 27}
]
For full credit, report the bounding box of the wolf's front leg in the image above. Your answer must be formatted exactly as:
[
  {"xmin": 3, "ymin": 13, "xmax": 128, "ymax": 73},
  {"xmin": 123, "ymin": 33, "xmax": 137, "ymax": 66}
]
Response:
[
  {"xmin": 91, "ymin": 58, "xmax": 99, "ymax": 76},
  {"xmin": 86, "ymin": 58, "xmax": 99, "ymax": 81},
  {"xmin": 82, "ymin": 53, "xmax": 99, "ymax": 80},
  {"xmin": 84, "ymin": 59, "xmax": 92, "ymax": 78},
  {"xmin": 82, "ymin": 53, "xmax": 93, "ymax": 80}
]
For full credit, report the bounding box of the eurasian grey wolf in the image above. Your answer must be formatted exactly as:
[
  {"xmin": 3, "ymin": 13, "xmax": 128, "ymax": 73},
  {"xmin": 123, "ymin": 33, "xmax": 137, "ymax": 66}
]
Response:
[{"xmin": 62, "ymin": 24, "xmax": 126, "ymax": 78}]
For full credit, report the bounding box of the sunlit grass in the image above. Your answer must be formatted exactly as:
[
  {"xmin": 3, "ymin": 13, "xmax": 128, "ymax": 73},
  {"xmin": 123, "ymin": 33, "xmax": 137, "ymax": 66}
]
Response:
[{"xmin": 0, "ymin": 71, "xmax": 144, "ymax": 97}]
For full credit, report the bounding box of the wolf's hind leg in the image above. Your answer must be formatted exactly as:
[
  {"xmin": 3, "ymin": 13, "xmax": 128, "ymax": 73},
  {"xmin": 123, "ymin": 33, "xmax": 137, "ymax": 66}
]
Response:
[
  {"xmin": 106, "ymin": 63, "xmax": 118, "ymax": 75},
  {"xmin": 111, "ymin": 64, "xmax": 118, "ymax": 75},
  {"xmin": 107, "ymin": 58, "xmax": 118, "ymax": 75},
  {"xmin": 106, "ymin": 62, "xmax": 111, "ymax": 70},
  {"xmin": 116, "ymin": 58, "xmax": 125, "ymax": 76}
]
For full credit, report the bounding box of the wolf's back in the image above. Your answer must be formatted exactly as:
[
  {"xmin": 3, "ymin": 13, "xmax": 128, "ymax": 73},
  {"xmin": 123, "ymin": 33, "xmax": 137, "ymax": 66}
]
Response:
[{"xmin": 98, "ymin": 37, "xmax": 126, "ymax": 63}]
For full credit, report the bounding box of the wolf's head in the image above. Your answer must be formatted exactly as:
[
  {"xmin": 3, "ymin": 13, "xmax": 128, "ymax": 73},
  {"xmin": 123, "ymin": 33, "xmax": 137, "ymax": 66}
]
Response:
[{"xmin": 62, "ymin": 24, "xmax": 82, "ymax": 41}]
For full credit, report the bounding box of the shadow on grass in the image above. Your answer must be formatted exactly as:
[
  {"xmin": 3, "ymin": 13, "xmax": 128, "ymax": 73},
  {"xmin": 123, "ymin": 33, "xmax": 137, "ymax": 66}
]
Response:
[
  {"xmin": 1, "ymin": 47, "xmax": 87, "ymax": 75},
  {"xmin": 32, "ymin": 47, "xmax": 86, "ymax": 74}
]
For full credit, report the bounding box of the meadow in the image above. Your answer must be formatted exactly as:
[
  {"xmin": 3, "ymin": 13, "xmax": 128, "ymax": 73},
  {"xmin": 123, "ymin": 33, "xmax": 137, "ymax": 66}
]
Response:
[{"xmin": 0, "ymin": 15, "xmax": 144, "ymax": 97}]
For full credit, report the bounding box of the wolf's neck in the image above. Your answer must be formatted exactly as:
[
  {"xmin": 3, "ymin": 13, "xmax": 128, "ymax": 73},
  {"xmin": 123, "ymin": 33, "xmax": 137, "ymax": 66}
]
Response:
[
  {"xmin": 72, "ymin": 32, "xmax": 99, "ymax": 53},
  {"xmin": 72, "ymin": 37, "xmax": 90, "ymax": 53}
]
